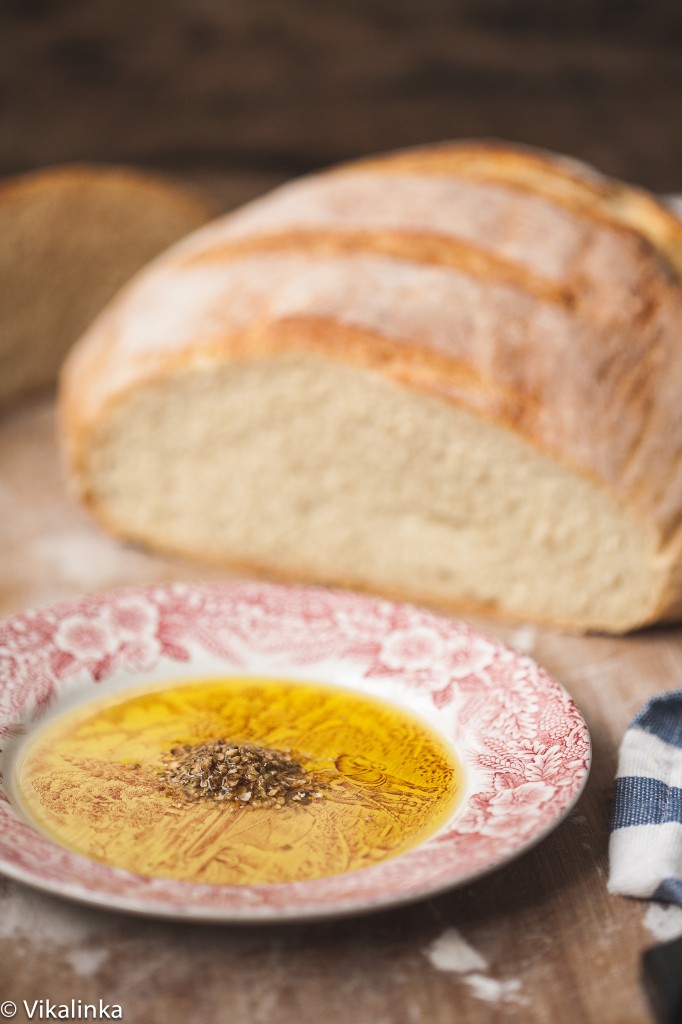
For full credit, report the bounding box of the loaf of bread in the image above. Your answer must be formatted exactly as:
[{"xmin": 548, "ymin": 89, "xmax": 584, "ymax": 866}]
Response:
[
  {"xmin": 59, "ymin": 141, "xmax": 682, "ymax": 633},
  {"xmin": 0, "ymin": 164, "xmax": 212, "ymax": 406}
]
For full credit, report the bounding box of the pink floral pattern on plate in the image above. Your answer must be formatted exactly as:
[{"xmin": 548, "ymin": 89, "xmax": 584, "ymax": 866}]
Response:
[{"xmin": 0, "ymin": 583, "xmax": 590, "ymax": 922}]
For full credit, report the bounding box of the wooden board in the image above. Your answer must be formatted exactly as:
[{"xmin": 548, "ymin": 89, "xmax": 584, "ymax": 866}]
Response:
[
  {"xmin": 0, "ymin": 395, "xmax": 677, "ymax": 1023},
  {"xmin": 2, "ymin": 0, "xmax": 682, "ymax": 193}
]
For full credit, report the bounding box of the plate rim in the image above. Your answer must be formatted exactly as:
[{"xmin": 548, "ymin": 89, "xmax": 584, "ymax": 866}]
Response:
[{"xmin": 0, "ymin": 581, "xmax": 591, "ymax": 922}]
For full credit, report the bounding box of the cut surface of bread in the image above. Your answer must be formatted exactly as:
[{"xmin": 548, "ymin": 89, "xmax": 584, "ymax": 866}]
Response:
[
  {"xmin": 85, "ymin": 355, "xmax": 659, "ymax": 633},
  {"xmin": 0, "ymin": 164, "xmax": 212, "ymax": 406},
  {"xmin": 59, "ymin": 141, "xmax": 682, "ymax": 633}
]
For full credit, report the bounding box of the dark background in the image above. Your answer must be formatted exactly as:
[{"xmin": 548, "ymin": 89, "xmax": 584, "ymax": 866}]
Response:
[{"xmin": 1, "ymin": 0, "xmax": 681, "ymax": 207}]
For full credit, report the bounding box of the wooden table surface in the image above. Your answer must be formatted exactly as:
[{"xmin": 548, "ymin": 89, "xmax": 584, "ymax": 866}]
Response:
[
  {"xmin": 2, "ymin": 0, "xmax": 682, "ymax": 193},
  {"xmin": 1, "ymin": 396, "xmax": 680, "ymax": 1024}
]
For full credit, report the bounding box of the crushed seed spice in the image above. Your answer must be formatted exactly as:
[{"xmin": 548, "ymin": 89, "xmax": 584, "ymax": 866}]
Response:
[{"xmin": 158, "ymin": 739, "xmax": 328, "ymax": 808}]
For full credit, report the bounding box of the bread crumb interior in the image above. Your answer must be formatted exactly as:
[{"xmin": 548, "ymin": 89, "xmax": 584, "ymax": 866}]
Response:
[{"xmin": 87, "ymin": 353, "xmax": 656, "ymax": 631}]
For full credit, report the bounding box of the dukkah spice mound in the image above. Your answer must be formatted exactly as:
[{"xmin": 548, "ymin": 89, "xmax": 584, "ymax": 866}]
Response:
[
  {"xmin": 159, "ymin": 739, "xmax": 327, "ymax": 807},
  {"xmin": 15, "ymin": 677, "xmax": 462, "ymax": 886}
]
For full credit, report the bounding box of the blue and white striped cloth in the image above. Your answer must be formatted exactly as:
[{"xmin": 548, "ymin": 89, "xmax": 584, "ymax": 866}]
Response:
[{"xmin": 609, "ymin": 690, "xmax": 682, "ymax": 905}]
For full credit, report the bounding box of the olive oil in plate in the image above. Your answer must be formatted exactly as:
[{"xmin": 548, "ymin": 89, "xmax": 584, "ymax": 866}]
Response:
[{"xmin": 15, "ymin": 677, "xmax": 462, "ymax": 886}]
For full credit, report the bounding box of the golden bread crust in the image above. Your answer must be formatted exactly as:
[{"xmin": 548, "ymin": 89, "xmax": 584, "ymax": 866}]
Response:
[
  {"xmin": 58, "ymin": 141, "xmax": 682, "ymax": 630},
  {"xmin": 0, "ymin": 162, "xmax": 212, "ymax": 222},
  {"xmin": 0, "ymin": 162, "xmax": 215, "ymax": 406}
]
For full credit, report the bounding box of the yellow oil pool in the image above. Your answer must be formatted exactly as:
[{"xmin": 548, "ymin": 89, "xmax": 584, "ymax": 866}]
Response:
[{"xmin": 15, "ymin": 677, "xmax": 462, "ymax": 886}]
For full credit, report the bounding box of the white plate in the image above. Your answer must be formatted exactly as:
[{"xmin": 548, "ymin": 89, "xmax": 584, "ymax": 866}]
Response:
[{"xmin": 0, "ymin": 582, "xmax": 590, "ymax": 922}]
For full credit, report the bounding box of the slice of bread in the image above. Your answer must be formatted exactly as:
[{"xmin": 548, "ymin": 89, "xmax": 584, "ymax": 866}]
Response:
[
  {"xmin": 0, "ymin": 164, "xmax": 213, "ymax": 406},
  {"xmin": 58, "ymin": 142, "xmax": 682, "ymax": 633}
]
